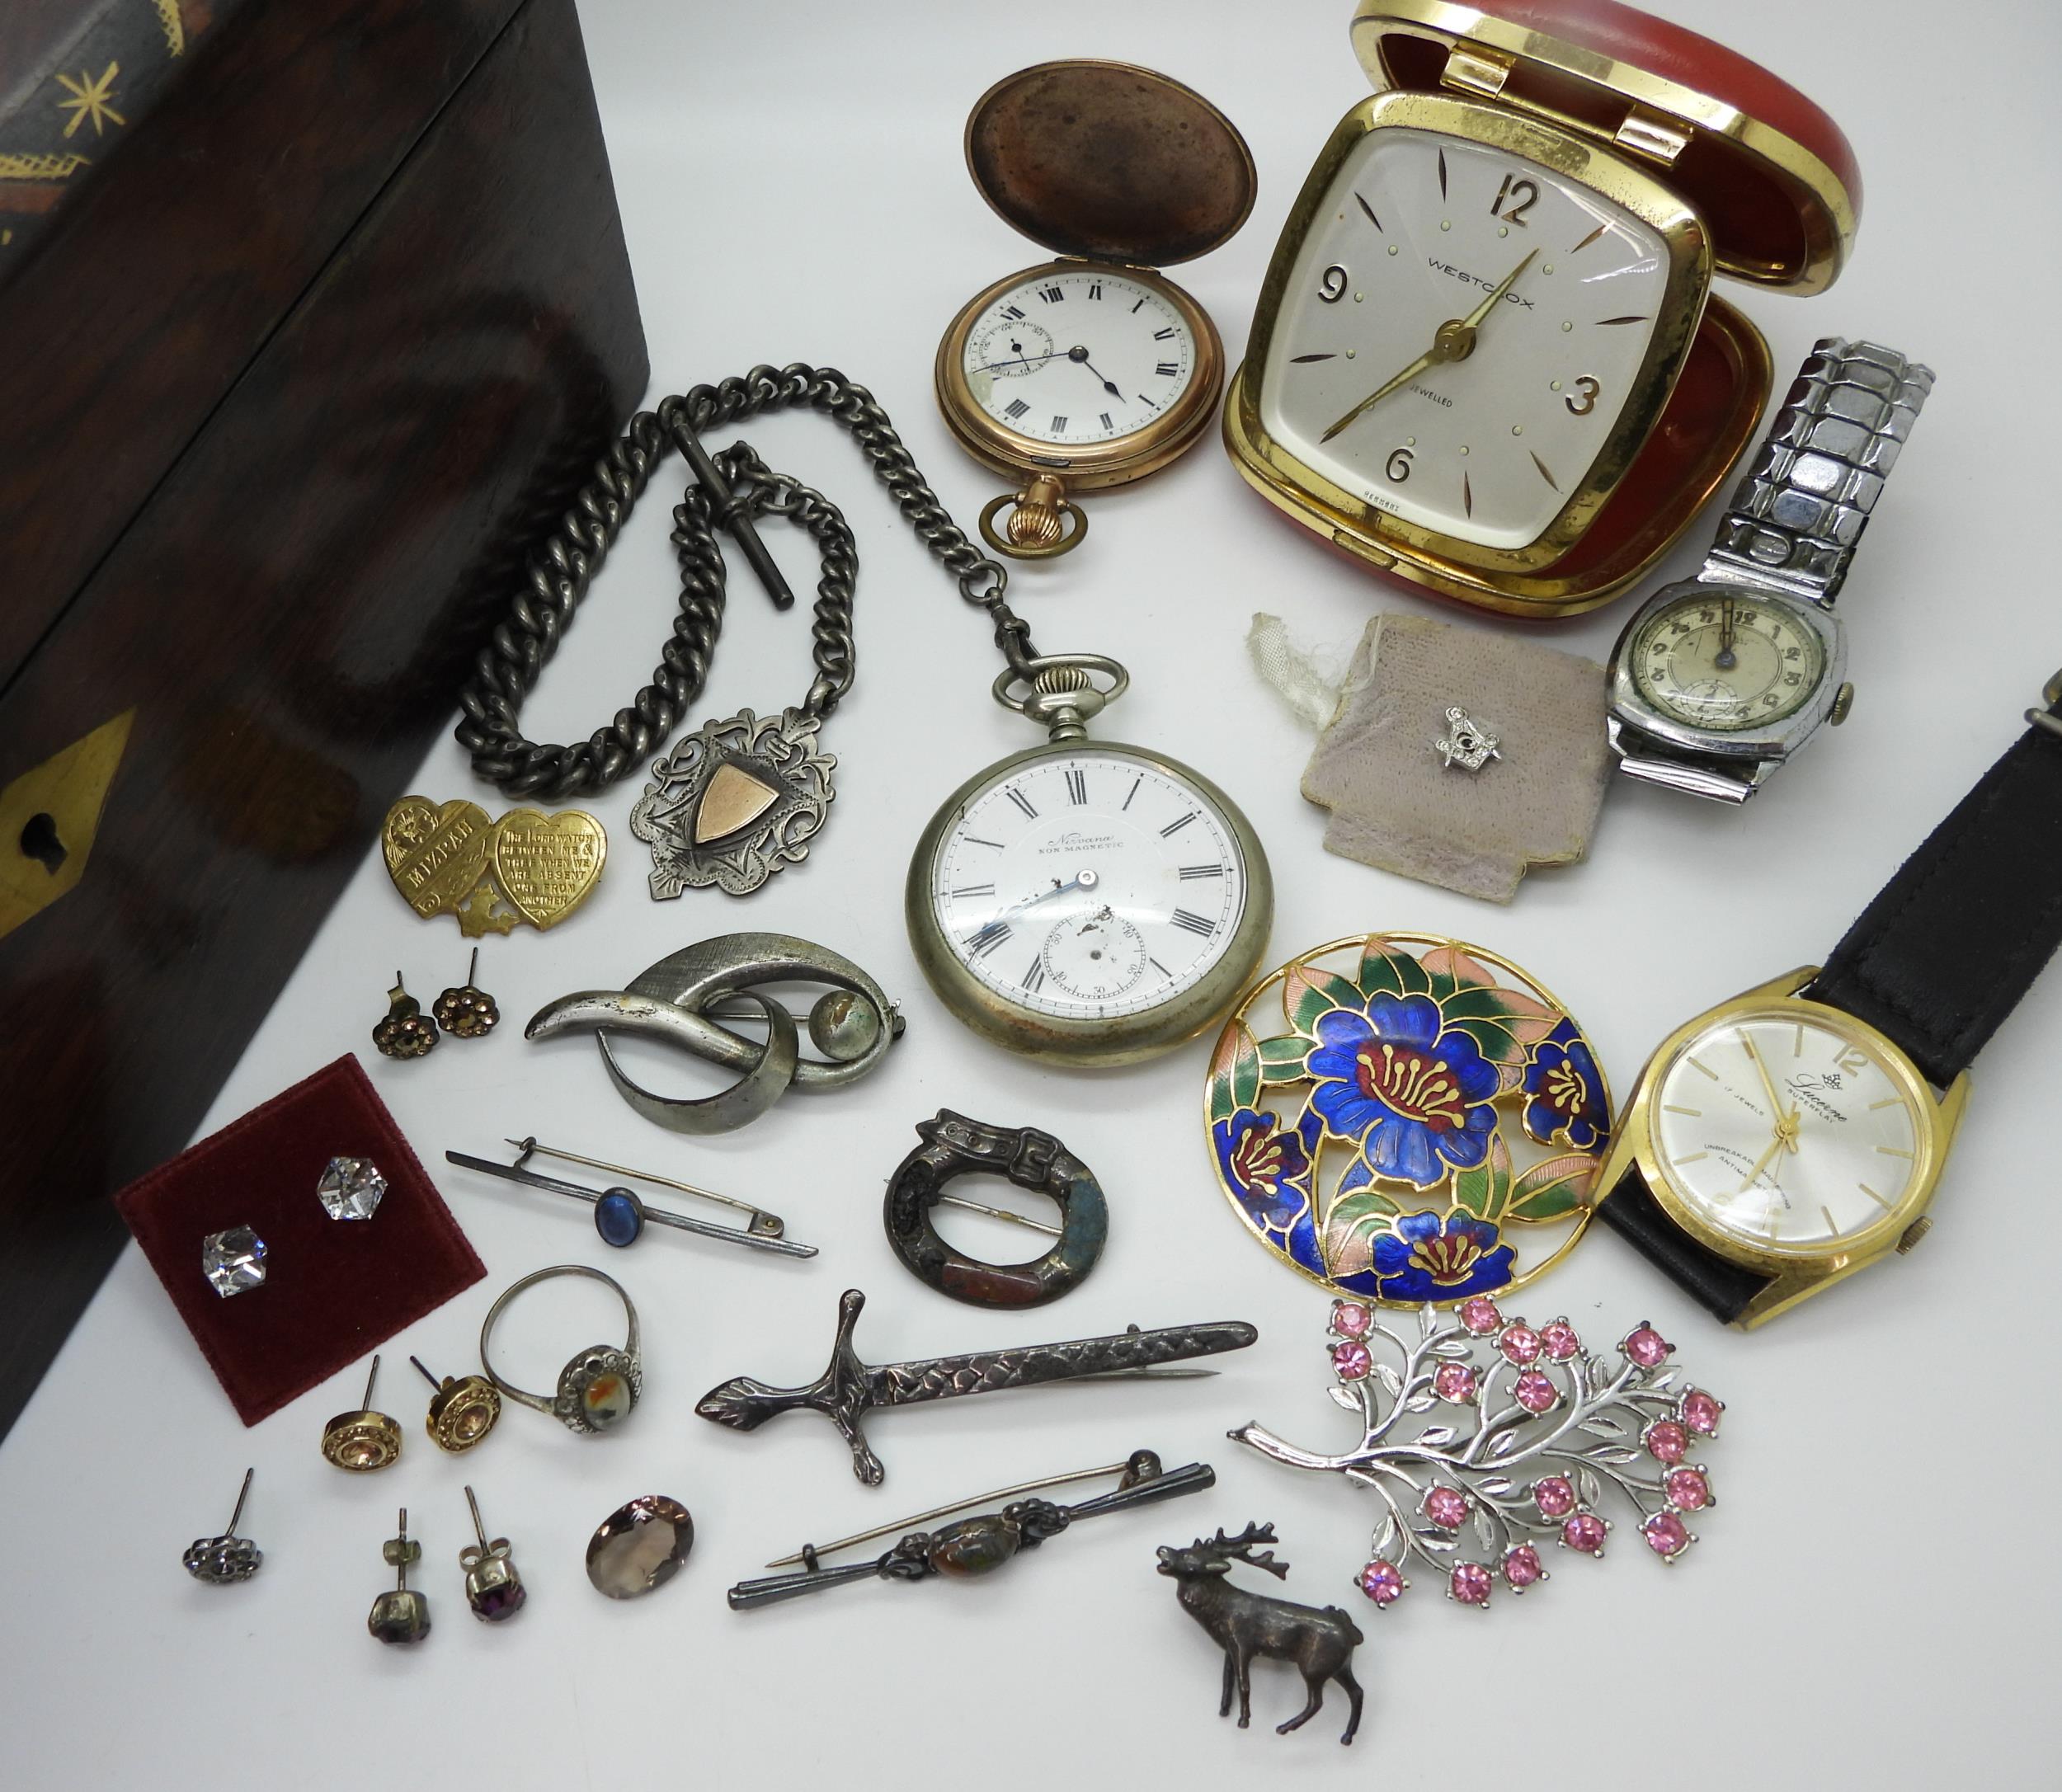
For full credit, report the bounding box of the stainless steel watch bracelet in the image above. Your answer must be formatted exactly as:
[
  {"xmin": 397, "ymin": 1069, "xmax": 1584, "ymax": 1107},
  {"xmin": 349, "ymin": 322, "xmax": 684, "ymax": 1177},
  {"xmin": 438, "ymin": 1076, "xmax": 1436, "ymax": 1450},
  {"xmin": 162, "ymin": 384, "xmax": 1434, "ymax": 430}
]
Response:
[{"xmin": 1698, "ymin": 336, "xmax": 1934, "ymax": 606}]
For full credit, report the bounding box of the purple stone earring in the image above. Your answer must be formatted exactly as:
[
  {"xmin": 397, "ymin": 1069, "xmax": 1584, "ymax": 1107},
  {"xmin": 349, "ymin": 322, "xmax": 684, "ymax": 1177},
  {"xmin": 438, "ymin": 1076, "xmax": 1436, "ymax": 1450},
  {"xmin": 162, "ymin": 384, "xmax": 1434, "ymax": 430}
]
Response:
[{"xmin": 459, "ymin": 1486, "xmax": 526, "ymax": 1622}]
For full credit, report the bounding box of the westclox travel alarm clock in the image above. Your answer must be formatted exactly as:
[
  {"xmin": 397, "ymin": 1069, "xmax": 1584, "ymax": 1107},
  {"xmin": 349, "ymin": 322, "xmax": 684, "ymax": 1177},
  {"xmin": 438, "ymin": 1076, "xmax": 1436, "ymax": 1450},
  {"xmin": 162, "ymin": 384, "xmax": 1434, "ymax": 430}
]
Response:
[
  {"xmin": 935, "ymin": 60, "xmax": 1255, "ymax": 560},
  {"xmin": 1224, "ymin": 0, "xmax": 1861, "ymax": 618}
]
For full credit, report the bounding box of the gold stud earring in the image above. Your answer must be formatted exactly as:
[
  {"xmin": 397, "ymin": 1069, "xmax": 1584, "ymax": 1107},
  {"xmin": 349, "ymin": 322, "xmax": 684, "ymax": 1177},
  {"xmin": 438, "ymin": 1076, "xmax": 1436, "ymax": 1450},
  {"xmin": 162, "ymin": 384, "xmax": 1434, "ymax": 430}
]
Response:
[
  {"xmin": 372, "ymin": 972, "xmax": 439, "ymax": 1060},
  {"xmin": 322, "ymin": 1354, "xmax": 404, "ymax": 1470},
  {"xmin": 410, "ymin": 1354, "xmax": 501, "ymax": 1453},
  {"xmin": 433, "ymin": 948, "xmax": 500, "ymax": 1039}
]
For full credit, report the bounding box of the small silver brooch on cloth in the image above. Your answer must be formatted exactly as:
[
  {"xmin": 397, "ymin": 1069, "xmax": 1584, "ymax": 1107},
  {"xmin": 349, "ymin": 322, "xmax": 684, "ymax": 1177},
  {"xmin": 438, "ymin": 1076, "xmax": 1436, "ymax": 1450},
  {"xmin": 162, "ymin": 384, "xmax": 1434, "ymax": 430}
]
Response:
[{"xmin": 1435, "ymin": 706, "xmax": 1502, "ymax": 772}]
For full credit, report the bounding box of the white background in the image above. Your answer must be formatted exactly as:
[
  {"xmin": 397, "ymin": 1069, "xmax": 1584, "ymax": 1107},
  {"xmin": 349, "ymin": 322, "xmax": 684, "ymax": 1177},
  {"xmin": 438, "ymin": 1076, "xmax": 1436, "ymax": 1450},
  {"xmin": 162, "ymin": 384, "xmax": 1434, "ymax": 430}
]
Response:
[{"xmin": 3, "ymin": 2, "xmax": 2057, "ymax": 1785}]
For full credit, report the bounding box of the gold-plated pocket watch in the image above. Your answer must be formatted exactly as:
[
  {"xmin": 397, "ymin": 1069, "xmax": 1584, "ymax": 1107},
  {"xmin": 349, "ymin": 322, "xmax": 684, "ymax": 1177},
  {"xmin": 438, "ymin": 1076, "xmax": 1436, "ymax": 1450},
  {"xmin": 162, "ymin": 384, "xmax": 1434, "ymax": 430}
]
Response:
[
  {"xmin": 906, "ymin": 656, "xmax": 1273, "ymax": 1069},
  {"xmin": 935, "ymin": 60, "xmax": 1255, "ymax": 559},
  {"xmin": 1224, "ymin": 0, "xmax": 1861, "ymax": 617}
]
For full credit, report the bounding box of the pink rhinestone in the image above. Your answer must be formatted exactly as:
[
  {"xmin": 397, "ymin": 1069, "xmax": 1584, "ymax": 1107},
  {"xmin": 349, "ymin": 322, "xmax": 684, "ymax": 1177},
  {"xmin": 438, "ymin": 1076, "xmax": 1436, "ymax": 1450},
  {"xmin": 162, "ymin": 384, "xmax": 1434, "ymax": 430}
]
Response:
[
  {"xmin": 1433, "ymin": 1362, "xmax": 1477, "ymax": 1403},
  {"xmin": 1332, "ymin": 1300, "xmax": 1373, "ymax": 1340},
  {"xmin": 1502, "ymin": 1545, "xmax": 1544, "ymax": 1590},
  {"xmin": 1497, "ymin": 1324, "xmax": 1542, "ymax": 1366},
  {"xmin": 1623, "ymin": 1324, "xmax": 1673, "ymax": 1367},
  {"xmin": 1423, "ymin": 1486, "xmax": 1469, "ymax": 1531},
  {"xmin": 1449, "ymin": 1562, "xmax": 1493, "ymax": 1606},
  {"xmin": 1532, "ymin": 1475, "xmax": 1575, "ymax": 1517},
  {"xmin": 1358, "ymin": 1559, "xmax": 1406, "ymax": 1606},
  {"xmin": 1458, "ymin": 1296, "xmax": 1502, "ymax": 1335},
  {"xmin": 1642, "ymin": 1512, "xmax": 1691, "ymax": 1558},
  {"xmin": 1644, "ymin": 1419, "xmax": 1688, "ymax": 1464},
  {"xmin": 1561, "ymin": 1513, "xmax": 1608, "ymax": 1556},
  {"xmin": 1681, "ymin": 1390, "xmax": 1724, "ymax": 1436},
  {"xmin": 1539, "ymin": 1320, "xmax": 1580, "ymax": 1361},
  {"xmin": 1664, "ymin": 1468, "xmax": 1711, "ymax": 1511},
  {"xmin": 1331, "ymin": 1341, "xmax": 1372, "ymax": 1380},
  {"xmin": 1514, "ymin": 1370, "xmax": 1557, "ymax": 1413}
]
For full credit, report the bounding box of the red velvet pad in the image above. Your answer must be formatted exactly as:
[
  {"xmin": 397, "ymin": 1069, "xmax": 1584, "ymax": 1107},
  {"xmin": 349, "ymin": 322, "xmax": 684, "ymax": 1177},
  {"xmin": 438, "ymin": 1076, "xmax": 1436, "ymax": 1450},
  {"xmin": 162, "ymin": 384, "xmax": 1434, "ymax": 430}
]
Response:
[{"xmin": 113, "ymin": 1054, "xmax": 484, "ymax": 1426}]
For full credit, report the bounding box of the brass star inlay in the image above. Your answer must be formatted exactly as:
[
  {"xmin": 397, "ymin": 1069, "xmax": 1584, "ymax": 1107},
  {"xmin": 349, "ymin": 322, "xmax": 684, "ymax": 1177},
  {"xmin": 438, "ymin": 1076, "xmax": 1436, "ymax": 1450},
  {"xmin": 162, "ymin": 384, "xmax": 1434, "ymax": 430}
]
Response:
[{"xmin": 57, "ymin": 64, "xmax": 126, "ymax": 140}]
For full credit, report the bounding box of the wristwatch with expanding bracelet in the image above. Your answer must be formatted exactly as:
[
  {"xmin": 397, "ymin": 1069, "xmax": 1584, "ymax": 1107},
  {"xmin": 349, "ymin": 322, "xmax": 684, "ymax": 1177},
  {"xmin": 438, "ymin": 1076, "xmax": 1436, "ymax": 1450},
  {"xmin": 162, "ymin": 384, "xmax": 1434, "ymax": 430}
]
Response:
[{"xmin": 1606, "ymin": 339, "xmax": 1933, "ymax": 802}]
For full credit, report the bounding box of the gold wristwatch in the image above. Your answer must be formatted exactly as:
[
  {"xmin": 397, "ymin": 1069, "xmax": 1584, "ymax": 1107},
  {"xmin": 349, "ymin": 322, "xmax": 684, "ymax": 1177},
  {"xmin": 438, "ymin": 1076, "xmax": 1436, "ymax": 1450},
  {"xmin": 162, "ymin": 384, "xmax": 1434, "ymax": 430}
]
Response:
[{"xmin": 1592, "ymin": 676, "xmax": 2062, "ymax": 1324}]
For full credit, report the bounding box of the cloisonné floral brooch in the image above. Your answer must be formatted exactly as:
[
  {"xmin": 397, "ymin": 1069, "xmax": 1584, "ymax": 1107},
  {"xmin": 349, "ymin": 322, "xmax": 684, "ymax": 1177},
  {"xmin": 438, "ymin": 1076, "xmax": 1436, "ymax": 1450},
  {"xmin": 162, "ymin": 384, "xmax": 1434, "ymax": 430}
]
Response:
[{"xmin": 1205, "ymin": 934, "xmax": 1610, "ymax": 1304}]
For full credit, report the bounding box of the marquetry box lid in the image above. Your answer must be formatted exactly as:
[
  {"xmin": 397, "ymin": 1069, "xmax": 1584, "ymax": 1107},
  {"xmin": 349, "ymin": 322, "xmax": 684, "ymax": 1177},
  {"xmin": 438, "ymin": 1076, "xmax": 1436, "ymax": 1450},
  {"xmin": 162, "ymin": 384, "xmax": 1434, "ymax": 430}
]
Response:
[{"xmin": 0, "ymin": 0, "xmax": 533, "ymax": 687}]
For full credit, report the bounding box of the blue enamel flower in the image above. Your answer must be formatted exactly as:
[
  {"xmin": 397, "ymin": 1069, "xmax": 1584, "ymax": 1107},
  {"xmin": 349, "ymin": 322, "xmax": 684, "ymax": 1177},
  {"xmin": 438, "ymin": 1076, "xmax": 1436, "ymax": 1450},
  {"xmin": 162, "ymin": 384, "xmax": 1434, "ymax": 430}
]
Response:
[
  {"xmin": 1305, "ymin": 995, "xmax": 1500, "ymax": 1188},
  {"xmin": 1523, "ymin": 1019, "xmax": 1608, "ymax": 1152},
  {"xmin": 1370, "ymin": 1211, "xmax": 1515, "ymax": 1301},
  {"xmin": 1212, "ymin": 1108, "xmax": 1313, "ymax": 1231}
]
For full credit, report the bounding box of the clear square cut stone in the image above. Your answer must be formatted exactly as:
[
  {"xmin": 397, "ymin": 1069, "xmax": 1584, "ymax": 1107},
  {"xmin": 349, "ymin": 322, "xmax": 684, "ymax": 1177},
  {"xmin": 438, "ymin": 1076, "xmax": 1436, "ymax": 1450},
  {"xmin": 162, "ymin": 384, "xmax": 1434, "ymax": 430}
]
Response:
[
  {"xmin": 318, "ymin": 1156, "xmax": 386, "ymax": 1221},
  {"xmin": 202, "ymin": 1227, "xmax": 267, "ymax": 1297}
]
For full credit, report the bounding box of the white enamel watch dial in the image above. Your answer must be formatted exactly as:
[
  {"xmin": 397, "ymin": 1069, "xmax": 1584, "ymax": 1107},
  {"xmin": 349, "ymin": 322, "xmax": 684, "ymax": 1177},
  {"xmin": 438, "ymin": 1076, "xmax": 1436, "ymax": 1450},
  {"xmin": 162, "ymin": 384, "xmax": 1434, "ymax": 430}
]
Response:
[
  {"xmin": 928, "ymin": 746, "xmax": 1248, "ymax": 1021},
  {"xmin": 1649, "ymin": 1009, "xmax": 1928, "ymax": 1253},
  {"xmin": 961, "ymin": 269, "xmax": 1197, "ymax": 449},
  {"xmin": 1627, "ymin": 590, "xmax": 1828, "ymax": 731},
  {"xmin": 1258, "ymin": 127, "xmax": 1672, "ymax": 550}
]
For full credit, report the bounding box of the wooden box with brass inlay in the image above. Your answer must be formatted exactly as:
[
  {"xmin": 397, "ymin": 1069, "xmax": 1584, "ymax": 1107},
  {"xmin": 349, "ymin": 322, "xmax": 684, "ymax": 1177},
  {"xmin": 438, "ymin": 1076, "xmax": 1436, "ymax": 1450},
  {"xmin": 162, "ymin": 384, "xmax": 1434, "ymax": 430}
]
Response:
[{"xmin": 0, "ymin": 0, "xmax": 648, "ymax": 1437}]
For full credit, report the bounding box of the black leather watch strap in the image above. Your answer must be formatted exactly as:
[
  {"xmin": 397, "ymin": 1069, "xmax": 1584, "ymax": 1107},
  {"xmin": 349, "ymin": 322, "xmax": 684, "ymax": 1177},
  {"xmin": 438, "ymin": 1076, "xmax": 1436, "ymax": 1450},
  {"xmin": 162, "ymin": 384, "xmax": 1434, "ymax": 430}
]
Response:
[
  {"xmin": 1810, "ymin": 685, "xmax": 2062, "ymax": 1086},
  {"xmin": 1595, "ymin": 1168, "xmax": 1769, "ymax": 1324}
]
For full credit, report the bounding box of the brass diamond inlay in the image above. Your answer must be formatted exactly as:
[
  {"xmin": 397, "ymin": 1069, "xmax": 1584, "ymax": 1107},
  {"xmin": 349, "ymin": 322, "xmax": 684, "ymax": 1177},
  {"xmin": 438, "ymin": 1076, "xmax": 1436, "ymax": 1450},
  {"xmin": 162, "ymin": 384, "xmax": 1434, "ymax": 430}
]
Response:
[{"xmin": 694, "ymin": 761, "xmax": 779, "ymax": 844}]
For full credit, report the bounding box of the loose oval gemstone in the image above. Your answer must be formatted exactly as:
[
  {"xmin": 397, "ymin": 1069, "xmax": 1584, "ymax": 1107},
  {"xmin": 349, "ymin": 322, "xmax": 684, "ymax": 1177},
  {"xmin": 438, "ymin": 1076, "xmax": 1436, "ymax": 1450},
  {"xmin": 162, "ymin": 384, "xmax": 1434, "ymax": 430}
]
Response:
[
  {"xmin": 1497, "ymin": 1324, "xmax": 1542, "ymax": 1366},
  {"xmin": 1642, "ymin": 1512, "xmax": 1691, "ymax": 1558},
  {"xmin": 1623, "ymin": 1324, "xmax": 1673, "ymax": 1367},
  {"xmin": 1332, "ymin": 1341, "xmax": 1373, "ymax": 1380},
  {"xmin": 1433, "ymin": 1362, "xmax": 1478, "ymax": 1403},
  {"xmin": 595, "ymin": 1191, "xmax": 645, "ymax": 1249},
  {"xmin": 586, "ymin": 1495, "xmax": 694, "ymax": 1599},
  {"xmin": 1664, "ymin": 1468, "xmax": 1712, "ymax": 1511},
  {"xmin": 1331, "ymin": 1300, "xmax": 1374, "ymax": 1339},
  {"xmin": 927, "ymin": 1514, "xmax": 1024, "ymax": 1577},
  {"xmin": 1643, "ymin": 1419, "xmax": 1688, "ymax": 1464},
  {"xmin": 1532, "ymin": 1475, "xmax": 1575, "ymax": 1517},
  {"xmin": 1449, "ymin": 1562, "xmax": 1493, "ymax": 1606},
  {"xmin": 1457, "ymin": 1296, "xmax": 1502, "ymax": 1336},
  {"xmin": 1358, "ymin": 1559, "xmax": 1407, "ymax": 1606},
  {"xmin": 1539, "ymin": 1319, "xmax": 1580, "ymax": 1361},
  {"xmin": 1561, "ymin": 1512, "xmax": 1608, "ymax": 1556},
  {"xmin": 1514, "ymin": 1370, "xmax": 1557, "ymax": 1413},
  {"xmin": 1424, "ymin": 1485, "xmax": 1470, "ymax": 1531},
  {"xmin": 1681, "ymin": 1390, "xmax": 1724, "ymax": 1435},
  {"xmin": 1502, "ymin": 1545, "xmax": 1545, "ymax": 1590}
]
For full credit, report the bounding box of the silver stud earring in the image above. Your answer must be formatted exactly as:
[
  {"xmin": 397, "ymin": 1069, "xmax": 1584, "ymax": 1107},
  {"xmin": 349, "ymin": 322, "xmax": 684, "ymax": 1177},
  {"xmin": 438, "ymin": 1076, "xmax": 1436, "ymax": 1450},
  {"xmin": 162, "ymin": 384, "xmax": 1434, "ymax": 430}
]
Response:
[
  {"xmin": 181, "ymin": 1468, "xmax": 262, "ymax": 1584},
  {"xmin": 368, "ymin": 1508, "xmax": 431, "ymax": 1645}
]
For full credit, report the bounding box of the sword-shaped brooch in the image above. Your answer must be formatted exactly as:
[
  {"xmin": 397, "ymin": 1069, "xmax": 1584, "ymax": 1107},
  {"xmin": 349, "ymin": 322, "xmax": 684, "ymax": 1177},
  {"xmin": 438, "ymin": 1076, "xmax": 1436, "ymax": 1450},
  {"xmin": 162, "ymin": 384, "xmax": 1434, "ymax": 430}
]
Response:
[{"xmin": 695, "ymin": 1288, "xmax": 1258, "ymax": 1484}]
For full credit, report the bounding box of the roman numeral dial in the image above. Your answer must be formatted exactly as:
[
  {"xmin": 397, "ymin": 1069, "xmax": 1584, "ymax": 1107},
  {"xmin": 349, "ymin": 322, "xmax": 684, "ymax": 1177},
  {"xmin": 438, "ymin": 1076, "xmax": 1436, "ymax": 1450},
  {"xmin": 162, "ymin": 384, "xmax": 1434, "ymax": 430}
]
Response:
[
  {"xmin": 958, "ymin": 268, "xmax": 1198, "ymax": 449},
  {"xmin": 926, "ymin": 746, "xmax": 1249, "ymax": 1022}
]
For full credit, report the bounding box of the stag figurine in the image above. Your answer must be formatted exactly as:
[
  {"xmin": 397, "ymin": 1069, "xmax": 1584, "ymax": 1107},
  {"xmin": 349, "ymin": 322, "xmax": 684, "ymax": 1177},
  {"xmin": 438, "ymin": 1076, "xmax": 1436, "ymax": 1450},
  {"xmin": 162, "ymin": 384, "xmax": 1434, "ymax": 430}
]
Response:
[{"xmin": 1156, "ymin": 1522, "xmax": 1364, "ymax": 1745}]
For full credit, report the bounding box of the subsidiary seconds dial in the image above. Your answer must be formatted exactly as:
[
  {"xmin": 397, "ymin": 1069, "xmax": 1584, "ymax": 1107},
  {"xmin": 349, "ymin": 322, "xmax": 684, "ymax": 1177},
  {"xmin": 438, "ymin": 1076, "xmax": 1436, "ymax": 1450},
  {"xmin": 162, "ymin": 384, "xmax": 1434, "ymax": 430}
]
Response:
[
  {"xmin": 1629, "ymin": 590, "xmax": 1827, "ymax": 731},
  {"xmin": 960, "ymin": 270, "xmax": 1197, "ymax": 448},
  {"xmin": 929, "ymin": 747, "xmax": 1246, "ymax": 1022}
]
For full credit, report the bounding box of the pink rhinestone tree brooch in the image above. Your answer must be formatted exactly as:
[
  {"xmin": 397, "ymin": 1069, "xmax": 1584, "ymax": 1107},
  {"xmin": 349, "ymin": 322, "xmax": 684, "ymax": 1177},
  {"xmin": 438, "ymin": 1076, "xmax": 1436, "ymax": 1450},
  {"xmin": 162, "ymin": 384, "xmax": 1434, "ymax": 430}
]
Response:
[{"xmin": 1231, "ymin": 1297, "xmax": 1724, "ymax": 1611}]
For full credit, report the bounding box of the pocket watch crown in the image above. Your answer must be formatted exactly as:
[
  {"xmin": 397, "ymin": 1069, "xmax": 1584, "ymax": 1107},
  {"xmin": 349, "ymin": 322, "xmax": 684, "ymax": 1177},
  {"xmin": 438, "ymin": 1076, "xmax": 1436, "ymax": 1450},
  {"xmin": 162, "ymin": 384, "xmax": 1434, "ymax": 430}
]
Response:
[{"xmin": 1033, "ymin": 665, "xmax": 1093, "ymax": 697}]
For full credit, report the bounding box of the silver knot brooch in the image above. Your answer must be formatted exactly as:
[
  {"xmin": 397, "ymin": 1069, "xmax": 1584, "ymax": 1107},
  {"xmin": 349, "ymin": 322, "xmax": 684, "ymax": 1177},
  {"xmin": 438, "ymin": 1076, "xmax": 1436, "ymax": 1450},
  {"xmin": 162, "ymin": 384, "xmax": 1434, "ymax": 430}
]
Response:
[
  {"xmin": 525, "ymin": 933, "xmax": 902, "ymax": 1134},
  {"xmin": 1231, "ymin": 1297, "xmax": 1724, "ymax": 1611}
]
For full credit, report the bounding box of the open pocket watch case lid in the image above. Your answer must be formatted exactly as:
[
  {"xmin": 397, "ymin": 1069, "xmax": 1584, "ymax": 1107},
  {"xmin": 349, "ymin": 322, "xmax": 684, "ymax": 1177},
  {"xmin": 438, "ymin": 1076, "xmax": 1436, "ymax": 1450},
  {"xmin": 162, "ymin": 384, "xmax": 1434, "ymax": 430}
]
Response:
[
  {"xmin": 937, "ymin": 60, "xmax": 1257, "ymax": 508},
  {"xmin": 1223, "ymin": 0, "xmax": 1861, "ymax": 618}
]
